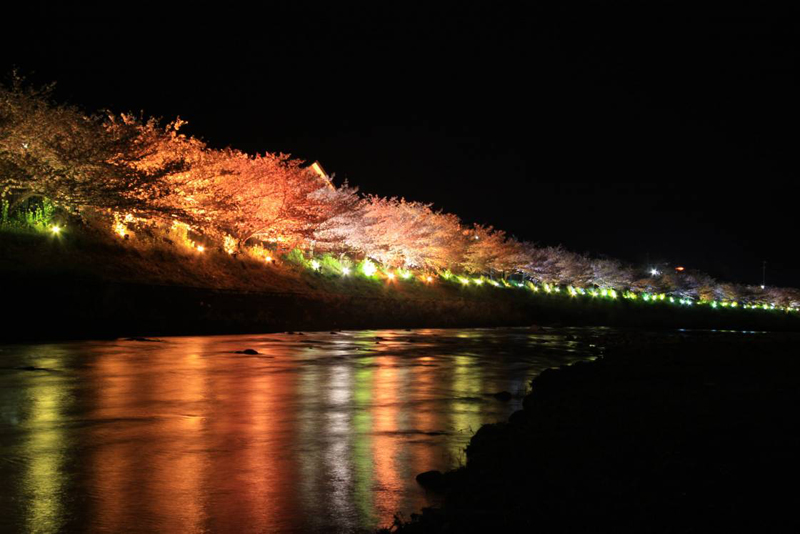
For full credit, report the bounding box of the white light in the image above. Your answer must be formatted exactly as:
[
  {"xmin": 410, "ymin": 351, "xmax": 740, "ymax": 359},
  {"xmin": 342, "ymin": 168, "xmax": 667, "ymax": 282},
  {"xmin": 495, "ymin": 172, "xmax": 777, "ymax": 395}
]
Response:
[
  {"xmin": 362, "ymin": 261, "xmax": 377, "ymax": 276},
  {"xmin": 649, "ymin": 268, "xmax": 660, "ymax": 276},
  {"xmin": 50, "ymin": 225, "xmax": 61, "ymax": 234},
  {"xmin": 310, "ymin": 260, "xmax": 320, "ymax": 270},
  {"xmin": 342, "ymin": 267, "xmax": 351, "ymax": 275}
]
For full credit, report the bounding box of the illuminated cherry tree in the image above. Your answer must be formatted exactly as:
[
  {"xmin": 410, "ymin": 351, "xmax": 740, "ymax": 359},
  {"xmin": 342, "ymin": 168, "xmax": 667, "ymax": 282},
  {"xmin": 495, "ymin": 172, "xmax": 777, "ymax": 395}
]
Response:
[
  {"xmin": 1, "ymin": 78, "xmax": 192, "ymax": 218},
  {"xmin": 461, "ymin": 225, "xmax": 525, "ymax": 275},
  {"xmin": 334, "ymin": 196, "xmax": 466, "ymax": 269},
  {"xmin": 190, "ymin": 150, "xmax": 339, "ymax": 249}
]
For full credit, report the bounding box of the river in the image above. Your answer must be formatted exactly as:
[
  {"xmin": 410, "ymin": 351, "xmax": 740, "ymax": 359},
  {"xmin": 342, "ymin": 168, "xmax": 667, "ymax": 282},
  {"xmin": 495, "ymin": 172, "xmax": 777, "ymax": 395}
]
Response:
[{"xmin": 0, "ymin": 327, "xmax": 602, "ymax": 533}]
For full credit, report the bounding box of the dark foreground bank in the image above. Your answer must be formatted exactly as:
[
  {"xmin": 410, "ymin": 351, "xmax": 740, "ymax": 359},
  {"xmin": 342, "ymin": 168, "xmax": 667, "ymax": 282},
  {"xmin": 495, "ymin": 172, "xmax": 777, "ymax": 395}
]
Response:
[{"xmin": 389, "ymin": 331, "xmax": 800, "ymax": 533}]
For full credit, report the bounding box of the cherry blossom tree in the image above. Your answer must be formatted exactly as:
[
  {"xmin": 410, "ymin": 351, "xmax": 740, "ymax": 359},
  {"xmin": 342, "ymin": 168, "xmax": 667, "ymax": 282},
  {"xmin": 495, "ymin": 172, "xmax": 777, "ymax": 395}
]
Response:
[
  {"xmin": 317, "ymin": 196, "xmax": 466, "ymax": 269},
  {"xmin": 461, "ymin": 225, "xmax": 525, "ymax": 275},
  {"xmin": 1, "ymin": 77, "xmax": 191, "ymax": 218},
  {"xmin": 191, "ymin": 150, "xmax": 340, "ymax": 249}
]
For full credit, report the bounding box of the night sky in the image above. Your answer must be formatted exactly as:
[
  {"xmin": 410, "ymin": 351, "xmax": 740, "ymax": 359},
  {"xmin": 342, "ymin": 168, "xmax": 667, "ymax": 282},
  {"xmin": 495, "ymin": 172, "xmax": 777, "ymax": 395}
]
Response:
[{"xmin": 2, "ymin": 5, "xmax": 797, "ymax": 286}]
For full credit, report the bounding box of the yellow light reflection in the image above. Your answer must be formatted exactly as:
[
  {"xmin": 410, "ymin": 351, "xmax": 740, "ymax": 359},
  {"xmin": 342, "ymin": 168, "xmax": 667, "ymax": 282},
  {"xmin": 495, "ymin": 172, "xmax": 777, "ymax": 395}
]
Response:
[
  {"xmin": 24, "ymin": 366, "xmax": 68, "ymax": 533},
  {"xmin": 450, "ymin": 354, "xmax": 482, "ymax": 462}
]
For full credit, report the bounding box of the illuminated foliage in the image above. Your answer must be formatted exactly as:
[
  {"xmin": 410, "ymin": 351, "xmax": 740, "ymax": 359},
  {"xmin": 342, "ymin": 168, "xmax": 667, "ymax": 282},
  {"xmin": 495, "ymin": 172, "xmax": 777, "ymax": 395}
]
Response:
[
  {"xmin": 323, "ymin": 196, "xmax": 466, "ymax": 270},
  {"xmin": 461, "ymin": 225, "xmax": 525, "ymax": 275},
  {"xmin": 1, "ymin": 78, "xmax": 196, "ymax": 220}
]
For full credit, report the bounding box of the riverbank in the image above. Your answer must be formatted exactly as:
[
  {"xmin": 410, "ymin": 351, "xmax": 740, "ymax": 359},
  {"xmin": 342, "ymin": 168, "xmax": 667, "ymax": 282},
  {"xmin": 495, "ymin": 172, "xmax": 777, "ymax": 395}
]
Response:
[
  {"xmin": 3, "ymin": 231, "xmax": 800, "ymax": 341},
  {"xmin": 390, "ymin": 331, "xmax": 800, "ymax": 532}
]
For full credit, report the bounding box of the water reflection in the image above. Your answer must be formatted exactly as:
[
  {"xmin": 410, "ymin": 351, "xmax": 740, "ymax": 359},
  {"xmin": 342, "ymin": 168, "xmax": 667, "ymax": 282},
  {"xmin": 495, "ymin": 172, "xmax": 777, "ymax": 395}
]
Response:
[
  {"xmin": 0, "ymin": 327, "xmax": 599, "ymax": 533},
  {"xmin": 25, "ymin": 355, "xmax": 69, "ymax": 533}
]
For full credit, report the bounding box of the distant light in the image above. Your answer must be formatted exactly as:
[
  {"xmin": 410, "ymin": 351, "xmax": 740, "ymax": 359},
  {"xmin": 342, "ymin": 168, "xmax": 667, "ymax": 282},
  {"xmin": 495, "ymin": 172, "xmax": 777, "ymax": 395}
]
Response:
[
  {"xmin": 474, "ymin": 278, "xmax": 484, "ymax": 285},
  {"xmin": 362, "ymin": 261, "xmax": 377, "ymax": 277},
  {"xmin": 265, "ymin": 256, "xmax": 273, "ymax": 263},
  {"xmin": 760, "ymin": 285, "xmax": 766, "ymax": 290},
  {"xmin": 387, "ymin": 272, "xmax": 396, "ymax": 280},
  {"xmin": 649, "ymin": 268, "xmax": 661, "ymax": 276},
  {"xmin": 342, "ymin": 266, "xmax": 351, "ymax": 275},
  {"xmin": 426, "ymin": 276, "xmax": 433, "ymax": 283},
  {"xmin": 197, "ymin": 245, "xmax": 205, "ymax": 253},
  {"xmin": 675, "ymin": 266, "xmax": 685, "ymax": 272},
  {"xmin": 310, "ymin": 260, "xmax": 320, "ymax": 270},
  {"xmin": 402, "ymin": 271, "xmax": 412, "ymax": 279},
  {"xmin": 50, "ymin": 225, "xmax": 61, "ymax": 234}
]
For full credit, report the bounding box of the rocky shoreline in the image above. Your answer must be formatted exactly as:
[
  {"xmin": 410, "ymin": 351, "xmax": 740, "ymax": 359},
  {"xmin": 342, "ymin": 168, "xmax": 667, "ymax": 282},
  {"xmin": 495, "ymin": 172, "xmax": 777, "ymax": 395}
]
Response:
[{"xmin": 389, "ymin": 331, "xmax": 800, "ymax": 532}]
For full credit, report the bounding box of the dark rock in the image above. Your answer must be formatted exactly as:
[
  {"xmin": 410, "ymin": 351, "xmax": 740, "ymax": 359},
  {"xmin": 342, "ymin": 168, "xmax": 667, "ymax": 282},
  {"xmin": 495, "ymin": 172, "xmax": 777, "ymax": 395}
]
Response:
[
  {"xmin": 235, "ymin": 349, "xmax": 259, "ymax": 355},
  {"xmin": 492, "ymin": 391, "xmax": 513, "ymax": 402},
  {"xmin": 508, "ymin": 409, "xmax": 528, "ymax": 426},
  {"xmin": 416, "ymin": 470, "xmax": 447, "ymax": 491}
]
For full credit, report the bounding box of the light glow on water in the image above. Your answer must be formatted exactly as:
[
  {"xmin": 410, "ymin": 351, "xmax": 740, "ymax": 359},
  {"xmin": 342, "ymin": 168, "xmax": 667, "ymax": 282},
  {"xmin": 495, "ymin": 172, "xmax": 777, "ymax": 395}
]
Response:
[{"xmin": 0, "ymin": 328, "xmax": 603, "ymax": 533}]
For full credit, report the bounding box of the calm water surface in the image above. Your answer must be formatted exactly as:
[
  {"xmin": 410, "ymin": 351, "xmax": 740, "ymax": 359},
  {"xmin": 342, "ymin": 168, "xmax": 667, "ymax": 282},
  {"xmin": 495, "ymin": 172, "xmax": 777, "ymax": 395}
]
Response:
[{"xmin": 0, "ymin": 327, "xmax": 605, "ymax": 533}]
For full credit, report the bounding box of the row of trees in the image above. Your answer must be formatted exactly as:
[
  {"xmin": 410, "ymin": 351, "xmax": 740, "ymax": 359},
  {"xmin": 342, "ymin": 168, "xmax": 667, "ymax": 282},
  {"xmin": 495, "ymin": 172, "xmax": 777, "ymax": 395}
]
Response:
[{"xmin": 1, "ymin": 76, "xmax": 798, "ymax": 307}]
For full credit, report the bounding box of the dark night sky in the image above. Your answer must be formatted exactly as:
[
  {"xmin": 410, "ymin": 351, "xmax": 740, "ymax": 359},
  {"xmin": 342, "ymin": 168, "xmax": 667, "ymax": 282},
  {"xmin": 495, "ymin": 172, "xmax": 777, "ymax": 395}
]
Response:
[{"xmin": 2, "ymin": 4, "xmax": 798, "ymax": 286}]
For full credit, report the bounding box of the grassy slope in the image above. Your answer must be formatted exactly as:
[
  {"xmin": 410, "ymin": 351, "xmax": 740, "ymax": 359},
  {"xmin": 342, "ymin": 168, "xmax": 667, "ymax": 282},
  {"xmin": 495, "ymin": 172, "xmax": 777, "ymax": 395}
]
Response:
[{"xmin": 2, "ymin": 228, "xmax": 800, "ymax": 341}]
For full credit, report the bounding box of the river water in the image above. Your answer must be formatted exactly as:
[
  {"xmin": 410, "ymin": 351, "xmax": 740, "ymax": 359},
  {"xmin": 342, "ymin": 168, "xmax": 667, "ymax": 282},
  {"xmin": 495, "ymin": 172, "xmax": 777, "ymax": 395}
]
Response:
[{"xmin": 0, "ymin": 327, "xmax": 602, "ymax": 533}]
